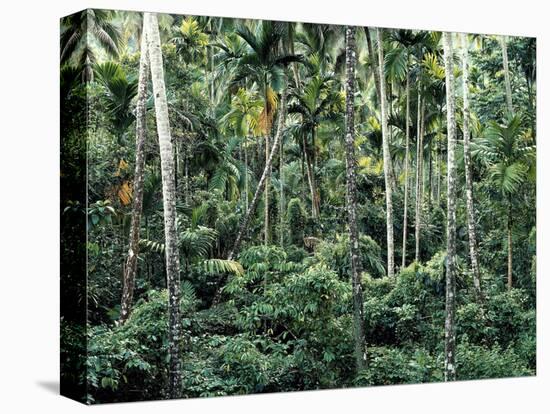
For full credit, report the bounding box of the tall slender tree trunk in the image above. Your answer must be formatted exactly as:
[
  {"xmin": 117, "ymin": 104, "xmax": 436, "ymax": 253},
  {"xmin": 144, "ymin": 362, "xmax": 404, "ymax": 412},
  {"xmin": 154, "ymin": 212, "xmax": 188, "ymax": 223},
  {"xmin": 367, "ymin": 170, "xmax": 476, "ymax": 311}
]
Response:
[
  {"xmin": 436, "ymin": 103, "xmax": 443, "ymax": 203},
  {"xmin": 376, "ymin": 27, "xmax": 395, "ymax": 278},
  {"xmin": 265, "ymin": 130, "xmax": 270, "ymax": 245},
  {"xmin": 244, "ymin": 137, "xmax": 249, "ymax": 211},
  {"xmin": 461, "ymin": 33, "xmax": 483, "ymax": 301},
  {"xmin": 228, "ymin": 87, "xmax": 288, "ymax": 261},
  {"xmin": 146, "ymin": 12, "xmax": 182, "ymax": 398},
  {"xmin": 183, "ymin": 134, "xmax": 190, "ymax": 204},
  {"xmin": 500, "ymin": 36, "xmax": 514, "ymax": 115},
  {"xmin": 428, "ymin": 141, "xmax": 433, "ymax": 203},
  {"xmin": 364, "ymin": 27, "xmax": 381, "ymax": 104},
  {"xmin": 387, "ymin": 82, "xmax": 397, "ymax": 192},
  {"xmin": 119, "ymin": 17, "xmax": 150, "ymax": 324},
  {"xmin": 443, "ymin": 32, "xmax": 457, "ymax": 382},
  {"xmin": 264, "ymin": 80, "xmax": 271, "ymax": 245},
  {"xmin": 415, "ymin": 93, "xmax": 424, "ymax": 263},
  {"xmin": 402, "ymin": 65, "xmax": 410, "ymax": 269},
  {"xmin": 507, "ymin": 201, "xmax": 513, "ymax": 290},
  {"xmin": 311, "ymin": 127, "xmax": 321, "ymax": 217},
  {"xmin": 344, "ymin": 26, "xmax": 367, "ymax": 372},
  {"xmin": 280, "ymin": 130, "xmax": 285, "ymax": 247},
  {"xmin": 303, "ymin": 134, "xmax": 319, "ymax": 219}
]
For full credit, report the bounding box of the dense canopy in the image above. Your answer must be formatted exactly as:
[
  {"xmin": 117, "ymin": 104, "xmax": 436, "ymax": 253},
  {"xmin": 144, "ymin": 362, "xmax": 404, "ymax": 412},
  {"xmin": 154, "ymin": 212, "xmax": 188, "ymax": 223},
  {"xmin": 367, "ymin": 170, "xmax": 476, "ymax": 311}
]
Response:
[{"xmin": 60, "ymin": 10, "xmax": 536, "ymax": 404}]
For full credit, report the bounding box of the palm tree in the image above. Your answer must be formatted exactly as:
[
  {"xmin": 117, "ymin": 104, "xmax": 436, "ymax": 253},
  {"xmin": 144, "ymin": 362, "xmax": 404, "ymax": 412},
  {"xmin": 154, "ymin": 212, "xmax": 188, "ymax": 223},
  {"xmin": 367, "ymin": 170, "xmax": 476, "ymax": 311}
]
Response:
[
  {"xmin": 233, "ymin": 21, "xmax": 301, "ymax": 244},
  {"xmin": 228, "ymin": 84, "xmax": 289, "ymax": 261},
  {"xmin": 139, "ymin": 208, "xmax": 244, "ymax": 279},
  {"xmin": 146, "ymin": 12, "xmax": 182, "ymax": 398},
  {"xmin": 208, "ymin": 137, "xmax": 247, "ymax": 202},
  {"xmin": 120, "ymin": 14, "xmax": 150, "ymax": 324},
  {"xmin": 384, "ymin": 30, "xmax": 417, "ymax": 268},
  {"xmin": 474, "ymin": 115, "xmax": 534, "ymax": 290},
  {"xmin": 288, "ymin": 73, "xmax": 342, "ymax": 218},
  {"xmin": 219, "ymin": 87, "xmax": 263, "ymax": 210},
  {"xmin": 443, "ymin": 32, "xmax": 457, "ymax": 382},
  {"xmin": 415, "ymin": 89, "xmax": 425, "ymax": 263},
  {"xmin": 60, "ymin": 9, "xmax": 121, "ymax": 80},
  {"xmin": 93, "ymin": 62, "xmax": 138, "ymax": 146},
  {"xmin": 375, "ymin": 28, "xmax": 395, "ymax": 278},
  {"xmin": 460, "ymin": 33, "xmax": 483, "ymax": 301},
  {"xmin": 415, "ymin": 47, "xmax": 445, "ymax": 262},
  {"xmin": 344, "ymin": 26, "xmax": 368, "ymax": 373}
]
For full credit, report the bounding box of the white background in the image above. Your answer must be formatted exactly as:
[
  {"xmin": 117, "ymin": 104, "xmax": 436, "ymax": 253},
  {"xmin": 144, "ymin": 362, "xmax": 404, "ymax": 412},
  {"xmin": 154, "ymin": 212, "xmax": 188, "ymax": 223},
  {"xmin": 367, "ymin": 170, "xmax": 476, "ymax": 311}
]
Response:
[{"xmin": 0, "ymin": 0, "xmax": 546, "ymax": 412}]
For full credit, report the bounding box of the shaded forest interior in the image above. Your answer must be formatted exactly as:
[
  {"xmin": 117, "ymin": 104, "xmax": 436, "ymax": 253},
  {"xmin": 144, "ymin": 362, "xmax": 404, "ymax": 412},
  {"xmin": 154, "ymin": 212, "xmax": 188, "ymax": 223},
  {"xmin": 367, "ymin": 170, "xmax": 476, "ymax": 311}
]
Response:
[{"xmin": 60, "ymin": 10, "xmax": 536, "ymax": 403}]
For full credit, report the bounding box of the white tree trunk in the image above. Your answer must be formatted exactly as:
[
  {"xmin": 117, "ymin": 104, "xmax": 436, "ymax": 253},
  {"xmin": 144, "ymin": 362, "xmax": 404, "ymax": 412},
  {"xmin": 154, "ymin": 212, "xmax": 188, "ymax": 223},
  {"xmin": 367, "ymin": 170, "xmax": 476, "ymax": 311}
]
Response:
[
  {"xmin": 461, "ymin": 33, "xmax": 483, "ymax": 301},
  {"xmin": 443, "ymin": 32, "xmax": 458, "ymax": 382},
  {"xmin": 146, "ymin": 12, "xmax": 182, "ymax": 398},
  {"xmin": 280, "ymin": 129, "xmax": 285, "ymax": 247},
  {"xmin": 376, "ymin": 27, "xmax": 395, "ymax": 278},
  {"xmin": 500, "ymin": 36, "xmax": 514, "ymax": 115},
  {"xmin": 120, "ymin": 15, "xmax": 149, "ymax": 324},
  {"xmin": 264, "ymin": 131, "xmax": 270, "ymax": 244}
]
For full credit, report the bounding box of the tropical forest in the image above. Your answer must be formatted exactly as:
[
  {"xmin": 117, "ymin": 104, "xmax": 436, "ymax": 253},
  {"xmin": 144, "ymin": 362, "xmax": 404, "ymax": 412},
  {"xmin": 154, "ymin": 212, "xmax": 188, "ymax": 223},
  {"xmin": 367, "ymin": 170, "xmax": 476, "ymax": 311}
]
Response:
[{"xmin": 60, "ymin": 9, "xmax": 536, "ymax": 404}]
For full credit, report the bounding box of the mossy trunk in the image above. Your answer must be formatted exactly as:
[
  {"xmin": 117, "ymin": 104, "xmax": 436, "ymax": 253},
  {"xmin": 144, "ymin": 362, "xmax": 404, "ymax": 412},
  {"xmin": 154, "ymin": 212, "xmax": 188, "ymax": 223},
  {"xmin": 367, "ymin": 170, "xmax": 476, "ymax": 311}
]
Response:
[
  {"xmin": 344, "ymin": 26, "xmax": 367, "ymax": 372},
  {"xmin": 461, "ymin": 33, "xmax": 483, "ymax": 301},
  {"xmin": 443, "ymin": 32, "xmax": 457, "ymax": 382},
  {"xmin": 376, "ymin": 27, "xmax": 395, "ymax": 278},
  {"xmin": 415, "ymin": 91, "xmax": 424, "ymax": 263},
  {"xmin": 119, "ymin": 15, "xmax": 149, "ymax": 324},
  {"xmin": 500, "ymin": 36, "xmax": 514, "ymax": 115},
  {"xmin": 402, "ymin": 65, "xmax": 410, "ymax": 269},
  {"xmin": 147, "ymin": 12, "xmax": 182, "ymax": 398}
]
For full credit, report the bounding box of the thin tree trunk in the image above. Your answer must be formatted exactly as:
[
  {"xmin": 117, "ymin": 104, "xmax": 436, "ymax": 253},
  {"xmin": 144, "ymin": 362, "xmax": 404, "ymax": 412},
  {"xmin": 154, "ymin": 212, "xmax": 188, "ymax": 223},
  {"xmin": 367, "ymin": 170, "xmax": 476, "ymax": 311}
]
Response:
[
  {"xmin": 146, "ymin": 12, "xmax": 182, "ymax": 398},
  {"xmin": 402, "ymin": 65, "xmax": 410, "ymax": 269},
  {"xmin": 263, "ymin": 77, "xmax": 271, "ymax": 245},
  {"xmin": 500, "ymin": 36, "xmax": 514, "ymax": 115},
  {"xmin": 228, "ymin": 88, "xmax": 288, "ymax": 261},
  {"xmin": 376, "ymin": 27, "xmax": 395, "ymax": 278},
  {"xmin": 280, "ymin": 129, "xmax": 285, "ymax": 247},
  {"xmin": 428, "ymin": 140, "xmax": 433, "ymax": 203},
  {"xmin": 303, "ymin": 134, "xmax": 318, "ymax": 219},
  {"xmin": 244, "ymin": 137, "xmax": 249, "ymax": 211},
  {"xmin": 436, "ymin": 132, "xmax": 441, "ymax": 202},
  {"xmin": 443, "ymin": 32, "xmax": 457, "ymax": 382},
  {"xmin": 364, "ymin": 27, "xmax": 381, "ymax": 103},
  {"xmin": 344, "ymin": 26, "xmax": 367, "ymax": 372},
  {"xmin": 526, "ymin": 78, "xmax": 536, "ymax": 144},
  {"xmin": 415, "ymin": 93, "xmax": 424, "ymax": 262},
  {"xmin": 184, "ymin": 141, "xmax": 190, "ymax": 204},
  {"xmin": 507, "ymin": 201, "xmax": 513, "ymax": 290},
  {"xmin": 119, "ymin": 17, "xmax": 149, "ymax": 324},
  {"xmin": 437, "ymin": 103, "xmax": 444, "ymax": 202},
  {"xmin": 265, "ymin": 129, "xmax": 270, "ymax": 245},
  {"xmin": 461, "ymin": 33, "xmax": 483, "ymax": 301},
  {"xmin": 388, "ymin": 82, "xmax": 397, "ymax": 192},
  {"xmin": 311, "ymin": 127, "xmax": 321, "ymax": 217}
]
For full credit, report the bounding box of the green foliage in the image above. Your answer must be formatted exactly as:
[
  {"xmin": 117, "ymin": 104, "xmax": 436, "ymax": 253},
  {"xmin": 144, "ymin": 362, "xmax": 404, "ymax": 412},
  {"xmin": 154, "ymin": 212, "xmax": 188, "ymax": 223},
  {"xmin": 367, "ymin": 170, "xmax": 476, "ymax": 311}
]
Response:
[
  {"xmin": 456, "ymin": 342, "xmax": 532, "ymax": 380},
  {"xmin": 287, "ymin": 198, "xmax": 306, "ymax": 246},
  {"xmin": 314, "ymin": 234, "xmax": 386, "ymax": 279},
  {"xmin": 62, "ymin": 12, "xmax": 536, "ymax": 403},
  {"xmin": 355, "ymin": 347, "xmax": 441, "ymax": 386}
]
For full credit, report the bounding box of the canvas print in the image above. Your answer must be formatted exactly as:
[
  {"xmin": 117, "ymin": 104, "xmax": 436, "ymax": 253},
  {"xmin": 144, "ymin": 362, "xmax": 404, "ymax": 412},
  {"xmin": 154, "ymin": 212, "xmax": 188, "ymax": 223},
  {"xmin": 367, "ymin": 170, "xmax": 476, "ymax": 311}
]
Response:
[{"xmin": 60, "ymin": 9, "xmax": 536, "ymax": 404}]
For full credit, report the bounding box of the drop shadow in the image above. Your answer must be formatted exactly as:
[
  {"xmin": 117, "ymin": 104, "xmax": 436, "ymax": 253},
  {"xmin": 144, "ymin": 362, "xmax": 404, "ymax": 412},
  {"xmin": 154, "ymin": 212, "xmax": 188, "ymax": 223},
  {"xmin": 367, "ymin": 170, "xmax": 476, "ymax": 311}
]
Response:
[{"xmin": 36, "ymin": 380, "xmax": 59, "ymax": 395}]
